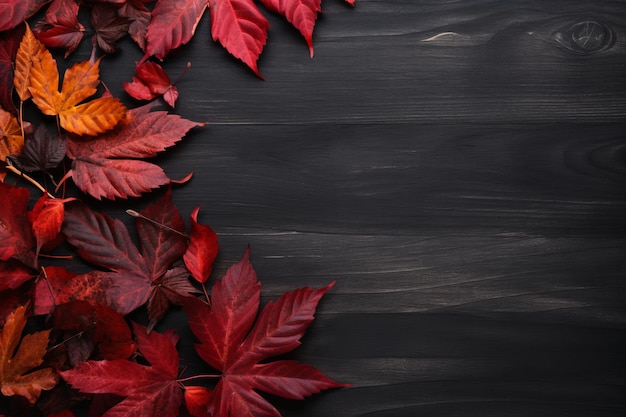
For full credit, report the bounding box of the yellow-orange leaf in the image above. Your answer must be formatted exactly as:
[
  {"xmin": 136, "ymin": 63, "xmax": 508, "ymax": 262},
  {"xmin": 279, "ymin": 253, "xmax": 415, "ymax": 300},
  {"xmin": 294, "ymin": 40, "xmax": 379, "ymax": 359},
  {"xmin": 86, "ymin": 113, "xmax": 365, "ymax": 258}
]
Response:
[
  {"xmin": 14, "ymin": 23, "xmax": 45, "ymax": 102},
  {"xmin": 0, "ymin": 305, "xmax": 57, "ymax": 404},
  {"xmin": 0, "ymin": 107, "xmax": 23, "ymax": 162},
  {"xmin": 28, "ymin": 49, "xmax": 126, "ymax": 136}
]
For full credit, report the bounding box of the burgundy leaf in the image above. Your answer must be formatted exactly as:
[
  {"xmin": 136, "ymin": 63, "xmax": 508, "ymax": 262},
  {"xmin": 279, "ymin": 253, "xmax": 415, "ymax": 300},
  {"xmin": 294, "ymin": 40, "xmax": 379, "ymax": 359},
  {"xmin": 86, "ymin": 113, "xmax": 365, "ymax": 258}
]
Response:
[
  {"xmin": 33, "ymin": 0, "xmax": 85, "ymax": 58},
  {"xmin": 10, "ymin": 124, "xmax": 66, "ymax": 174},
  {"xmin": 90, "ymin": 4, "xmax": 130, "ymax": 54},
  {"xmin": 119, "ymin": 0, "xmax": 151, "ymax": 51}
]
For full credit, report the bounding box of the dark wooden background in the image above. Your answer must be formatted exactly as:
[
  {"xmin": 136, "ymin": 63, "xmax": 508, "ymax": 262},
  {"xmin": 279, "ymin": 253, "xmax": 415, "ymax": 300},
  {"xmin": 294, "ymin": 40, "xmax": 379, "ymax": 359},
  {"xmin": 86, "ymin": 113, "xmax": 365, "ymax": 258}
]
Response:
[{"xmin": 7, "ymin": 0, "xmax": 626, "ymax": 416}]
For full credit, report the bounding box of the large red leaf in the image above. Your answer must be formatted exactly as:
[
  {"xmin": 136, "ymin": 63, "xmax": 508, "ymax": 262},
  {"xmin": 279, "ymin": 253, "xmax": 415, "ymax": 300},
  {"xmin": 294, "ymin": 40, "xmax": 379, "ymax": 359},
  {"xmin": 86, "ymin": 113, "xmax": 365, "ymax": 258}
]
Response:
[
  {"xmin": 185, "ymin": 250, "xmax": 348, "ymax": 417},
  {"xmin": 208, "ymin": 0, "xmax": 269, "ymax": 78},
  {"xmin": 64, "ymin": 103, "xmax": 202, "ymax": 200},
  {"xmin": 0, "ymin": 182, "xmax": 36, "ymax": 268},
  {"xmin": 60, "ymin": 322, "xmax": 182, "ymax": 417},
  {"xmin": 62, "ymin": 192, "xmax": 196, "ymax": 325},
  {"xmin": 143, "ymin": 0, "xmax": 208, "ymax": 61},
  {"xmin": 259, "ymin": 0, "xmax": 321, "ymax": 57}
]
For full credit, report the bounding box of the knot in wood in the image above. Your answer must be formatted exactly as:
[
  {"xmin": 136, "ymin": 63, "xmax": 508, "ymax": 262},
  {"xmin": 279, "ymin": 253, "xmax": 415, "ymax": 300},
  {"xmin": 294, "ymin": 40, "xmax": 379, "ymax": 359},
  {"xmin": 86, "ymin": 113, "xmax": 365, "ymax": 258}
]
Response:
[{"xmin": 554, "ymin": 19, "xmax": 614, "ymax": 54}]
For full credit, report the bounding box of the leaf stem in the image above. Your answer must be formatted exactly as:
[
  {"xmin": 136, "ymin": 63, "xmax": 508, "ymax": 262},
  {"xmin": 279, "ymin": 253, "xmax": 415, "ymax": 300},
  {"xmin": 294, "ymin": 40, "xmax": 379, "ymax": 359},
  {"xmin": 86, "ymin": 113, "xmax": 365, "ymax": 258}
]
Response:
[
  {"xmin": 173, "ymin": 62, "xmax": 192, "ymax": 86},
  {"xmin": 5, "ymin": 160, "xmax": 55, "ymax": 198},
  {"xmin": 177, "ymin": 374, "xmax": 221, "ymax": 384},
  {"xmin": 202, "ymin": 282, "xmax": 211, "ymax": 307},
  {"xmin": 47, "ymin": 330, "xmax": 88, "ymax": 351},
  {"xmin": 125, "ymin": 209, "xmax": 189, "ymax": 238}
]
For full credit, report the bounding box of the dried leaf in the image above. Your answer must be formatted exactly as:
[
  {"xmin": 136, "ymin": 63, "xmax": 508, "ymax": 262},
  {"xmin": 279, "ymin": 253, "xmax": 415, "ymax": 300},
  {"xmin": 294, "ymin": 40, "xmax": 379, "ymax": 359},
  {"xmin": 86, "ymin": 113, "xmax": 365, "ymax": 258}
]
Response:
[{"xmin": 0, "ymin": 305, "xmax": 58, "ymax": 404}]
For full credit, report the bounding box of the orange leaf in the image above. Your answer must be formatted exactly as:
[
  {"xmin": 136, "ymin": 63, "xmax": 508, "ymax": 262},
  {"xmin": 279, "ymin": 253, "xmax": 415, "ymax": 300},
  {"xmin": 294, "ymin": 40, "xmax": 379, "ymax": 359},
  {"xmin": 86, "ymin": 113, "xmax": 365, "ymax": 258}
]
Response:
[
  {"xmin": 28, "ymin": 46, "xmax": 126, "ymax": 136},
  {"xmin": 0, "ymin": 107, "xmax": 23, "ymax": 162},
  {"xmin": 14, "ymin": 23, "xmax": 45, "ymax": 102},
  {"xmin": 0, "ymin": 304, "xmax": 58, "ymax": 404}
]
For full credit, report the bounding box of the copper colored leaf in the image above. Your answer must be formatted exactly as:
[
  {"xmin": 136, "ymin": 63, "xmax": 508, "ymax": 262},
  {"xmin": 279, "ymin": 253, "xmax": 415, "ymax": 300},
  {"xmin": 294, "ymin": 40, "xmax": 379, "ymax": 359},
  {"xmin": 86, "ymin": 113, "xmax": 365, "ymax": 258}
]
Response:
[
  {"xmin": 28, "ymin": 50, "xmax": 126, "ymax": 135},
  {"xmin": 60, "ymin": 322, "xmax": 182, "ymax": 417},
  {"xmin": 14, "ymin": 23, "xmax": 41, "ymax": 102},
  {"xmin": 185, "ymin": 250, "xmax": 348, "ymax": 417},
  {"xmin": 143, "ymin": 0, "xmax": 208, "ymax": 61},
  {"xmin": 183, "ymin": 206, "xmax": 219, "ymax": 284},
  {"xmin": 0, "ymin": 182, "xmax": 35, "ymax": 268},
  {"xmin": 208, "ymin": 0, "xmax": 269, "ymax": 78},
  {"xmin": 0, "ymin": 0, "xmax": 52, "ymax": 32},
  {"xmin": 0, "ymin": 305, "xmax": 58, "ymax": 404},
  {"xmin": 65, "ymin": 103, "xmax": 202, "ymax": 200},
  {"xmin": 258, "ymin": 0, "xmax": 321, "ymax": 56},
  {"xmin": 33, "ymin": 0, "xmax": 85, "ymax": 58},
  {"xmin": 0, "ymin": 107, "xmax": 23, "ymax": 162}
]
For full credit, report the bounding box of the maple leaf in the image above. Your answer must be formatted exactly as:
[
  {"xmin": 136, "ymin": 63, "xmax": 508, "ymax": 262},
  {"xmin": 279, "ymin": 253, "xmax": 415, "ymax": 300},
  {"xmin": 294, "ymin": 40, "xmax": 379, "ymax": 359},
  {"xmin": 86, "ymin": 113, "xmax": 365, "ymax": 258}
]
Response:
[
  {"xmin": 60, "ymin": 322, "xmax": 183, "ymax": 417},
  {"xmin": 62, "ymin": 190, "xmax": 198, "ymax": 328},
  {"xmin": 0, "ymin": 0, "xmax": 52, "ymax": 32},
  {"xmin": 259, "ymin": 0, "xmax": 321, "ymax": 57},
  {"xmin": 142, "ymin": 0, "xmax": 208, "ymax": 62},
  {"xmin": 183, "ymin": 207, "xmax": 219, "ymax": 284},
  {"xmin": 208, "ymin": 0, "xmax": 270, "ymax": 78},
  {"xmin": 0, "ymin": 25, "xmax": 24, "ymax": 114},
  {"xmin": 63, "ymin": 102, "xmax": 202, "ymax": 200},
  {"xmin": 90, "ymin": 4, "xmax": 130, "ymax": 54},
  {"xmin": 0, "ymin": 304, "xmax": 58, "ymax": 404},
  {"xmin": 123, "ymin": 61, "xmax": 183, "ymax": 108},
  {"xmin": 185, "ymin": 250, "xmax": 348, "ymax": 417},
  {"xmin": 33, "ymin": 0, "xmax": 85, "ymax": 58},
  {"xmin": 27, "ymin": 39, "xmax": 126, "ymax": 136},
  {"xmin": 0, "ymin": 182, "xmax": 36, "ymax": 269}
]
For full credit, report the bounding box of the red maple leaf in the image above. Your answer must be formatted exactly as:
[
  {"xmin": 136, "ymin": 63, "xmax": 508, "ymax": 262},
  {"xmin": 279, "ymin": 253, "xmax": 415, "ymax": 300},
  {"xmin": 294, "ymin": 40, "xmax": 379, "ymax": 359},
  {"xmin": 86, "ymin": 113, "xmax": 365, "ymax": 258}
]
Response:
[
  {"xmin": 184, "ymin": 249, "xmax": 349, "ymax": 417},
  {"xmin": 123, "ymin": 61, "xmax": 184, "ymax": 108},
  {"xmin": 60, "ymin": 322, "xmax": 183, "ymax": 417},
  {"xmin": 63, "ymin": 102, "xmax": 202, "ymax": 200},
  {"xmin": 62, "ymin": 189, "xmax": 198, "ymax": 330}
]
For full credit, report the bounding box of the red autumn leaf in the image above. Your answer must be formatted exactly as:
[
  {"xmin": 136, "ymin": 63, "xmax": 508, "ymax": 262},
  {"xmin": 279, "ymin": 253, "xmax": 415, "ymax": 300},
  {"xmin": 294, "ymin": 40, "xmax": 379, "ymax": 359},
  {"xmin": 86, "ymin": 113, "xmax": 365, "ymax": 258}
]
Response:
[
  {"xmin": 33, "ymin": 0, "xmax": 85, "ymax": 58},
  {"xmin": 90, "ymin": 4, "xmax": 130, "ymax": 54},
  {"xmin": 33, "ymin": 267, "xmax": 114, "ymax": 316},
  {"xmin": 184, "ymin": 249, "xmax": 348, "ymax": 417},
  {"xmin": 0, "ymin": 25, "xmax": 24, "ymax": 114},
  {"xmin": 0, "ymin": 260, "xmax": 35, "ymax": 293},
  {"xmin": 63, "ymin": 102, "xmax": 202, "ymax": 200},
  {"xmin": 208, "ymin": 0, "xmax": 270, "ymax": 78},
  {"xmin": 183, "ymin": 207, "xmax": 218, "ymax": 284},
  {"xmin": 62, "ymin": 190, "xmax": 197, "ymax": 328},
  {"xmin": 0, "ymin": 182, "xmax": 36, "ymax": 269},
  {"xmin": 142, "ymin": 0, "xmax": 208, "ymax": 61},
  {"xmin": 119, "ymin": 0, "xmax": 151, "ymax": 51},
  {"xmin": 27, "ymin": 195, "xmax": 76, "ymax": 256},
  {"xmin": 123, "ymin": 61, "xmax": 181, "ymax": 107},
  {"xmin": 60, "ymin": 322, "xmax": 183, "ymax": 417},
  {"xmin": 258, "ymin": 0, "xmax": 321, "ymax": 57},
  {"xmin": 0, "ymin": 0, "xmax": 52, "ymax": 32}
]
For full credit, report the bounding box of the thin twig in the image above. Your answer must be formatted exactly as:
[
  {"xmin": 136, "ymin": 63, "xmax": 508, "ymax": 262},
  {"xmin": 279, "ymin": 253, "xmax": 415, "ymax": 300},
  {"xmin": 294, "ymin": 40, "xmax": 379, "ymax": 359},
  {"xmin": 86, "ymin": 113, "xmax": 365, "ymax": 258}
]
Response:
[
  {"xmin": 5, "ymin": 160, "xmax": 55, "ymax": 198},
  {"xmin": 126, "ymin": 209, "xmax": 189, "ymax": 238}
]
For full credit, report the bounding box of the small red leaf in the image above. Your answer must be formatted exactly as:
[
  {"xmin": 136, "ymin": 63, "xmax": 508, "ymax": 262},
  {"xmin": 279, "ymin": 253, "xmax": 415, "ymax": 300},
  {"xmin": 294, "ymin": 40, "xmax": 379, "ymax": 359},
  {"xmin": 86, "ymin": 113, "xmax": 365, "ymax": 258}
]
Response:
[
  {"xmin": 33, "ymin": 0, "xmax": 85, "ymax": 58},
  {"xmin": 123, "ymin": 61, "xmax": 179, "ymax": 107},
  {"xmin": 183, "ymin": 207, "xmax": 219, "ymax": 284},
  {"xmin": 258, "ymin": 0, "xmax": 321, "ymax": 56},
  {"xmin": 28, "ymin": 195, "xmax": 75, "ymax": 256}
]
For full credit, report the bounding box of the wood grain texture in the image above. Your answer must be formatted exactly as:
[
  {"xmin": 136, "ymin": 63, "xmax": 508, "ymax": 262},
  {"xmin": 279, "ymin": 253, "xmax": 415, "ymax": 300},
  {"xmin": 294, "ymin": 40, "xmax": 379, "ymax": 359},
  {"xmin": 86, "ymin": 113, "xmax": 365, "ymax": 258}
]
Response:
[{"xmin": 3, "ymin": 0, "xmax": 626, "ymax": 416}]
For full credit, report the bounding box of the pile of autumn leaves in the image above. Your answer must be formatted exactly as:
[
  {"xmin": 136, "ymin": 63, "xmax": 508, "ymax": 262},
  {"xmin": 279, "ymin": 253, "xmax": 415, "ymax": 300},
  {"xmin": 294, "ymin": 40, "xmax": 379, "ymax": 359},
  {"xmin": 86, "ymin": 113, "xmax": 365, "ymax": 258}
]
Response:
[{"xmin": 0, "ymin": 18, "xmax": 348, "ymax": 417}]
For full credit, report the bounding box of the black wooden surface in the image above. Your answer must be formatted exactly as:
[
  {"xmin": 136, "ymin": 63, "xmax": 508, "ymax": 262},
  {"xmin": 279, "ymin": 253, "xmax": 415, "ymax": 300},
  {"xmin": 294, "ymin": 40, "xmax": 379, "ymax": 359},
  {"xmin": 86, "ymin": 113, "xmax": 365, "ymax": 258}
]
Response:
[{"xmin": 8, "ymin": 0, "xmax": 626, "ymax": 416}]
